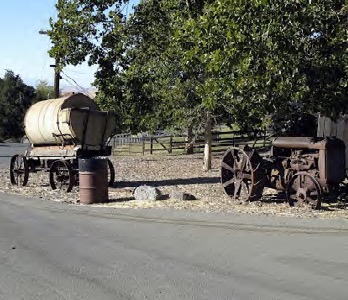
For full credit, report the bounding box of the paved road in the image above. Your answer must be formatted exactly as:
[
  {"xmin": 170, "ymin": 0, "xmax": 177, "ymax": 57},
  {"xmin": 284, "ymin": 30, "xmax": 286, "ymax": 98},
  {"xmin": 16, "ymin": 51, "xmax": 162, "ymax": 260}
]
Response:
[
  {"xmin": 0, "ymin": 143, "xmax": 29, "ymax": 168},
  {"xmin": 0, "ymin": 193, "xmax": 347, "ymax": 300}
]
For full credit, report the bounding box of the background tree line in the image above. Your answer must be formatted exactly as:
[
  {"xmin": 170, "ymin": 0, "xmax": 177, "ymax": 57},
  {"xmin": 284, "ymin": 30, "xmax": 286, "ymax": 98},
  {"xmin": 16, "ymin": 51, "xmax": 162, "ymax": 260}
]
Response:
[{"xmin": 0, "ymin": 70, "xmax": 54, "ymax": 142}]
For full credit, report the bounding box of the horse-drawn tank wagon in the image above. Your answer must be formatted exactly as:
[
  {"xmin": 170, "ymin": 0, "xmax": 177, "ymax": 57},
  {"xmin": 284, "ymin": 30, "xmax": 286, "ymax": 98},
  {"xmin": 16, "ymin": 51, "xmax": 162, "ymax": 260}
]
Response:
[{"xmin": 10, "ymin": 93, "xmax": 116, "ymax": 192}]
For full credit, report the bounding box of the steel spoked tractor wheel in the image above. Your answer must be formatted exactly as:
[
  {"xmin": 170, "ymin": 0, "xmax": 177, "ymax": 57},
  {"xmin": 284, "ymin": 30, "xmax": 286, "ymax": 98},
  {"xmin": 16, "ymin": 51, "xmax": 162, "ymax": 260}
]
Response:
[
  {"xmin": 10, "ymin": 154, "xmax": 29, "ymax": 186},
  {"xmin": 221, "ymin": 147, "xmax": 265, "ymax": 201},
  {"xmin": 286, "ymin": 171, "xmax": 322, "ymax": 209},
  {"xmin": 49, "ymin": 160, "xmax": 74, "ymax": 192}
]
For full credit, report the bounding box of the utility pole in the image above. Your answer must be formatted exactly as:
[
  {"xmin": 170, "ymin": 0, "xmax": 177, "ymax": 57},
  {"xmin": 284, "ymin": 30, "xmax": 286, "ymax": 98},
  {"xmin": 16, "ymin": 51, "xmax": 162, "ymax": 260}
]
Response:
[
  {"xmin": 50, "ymin": 58, "xmax": 60, "ymax": 98},
  {"xmin": 39, "ymin": 30, "xmax": 60, "ymax": 98}
]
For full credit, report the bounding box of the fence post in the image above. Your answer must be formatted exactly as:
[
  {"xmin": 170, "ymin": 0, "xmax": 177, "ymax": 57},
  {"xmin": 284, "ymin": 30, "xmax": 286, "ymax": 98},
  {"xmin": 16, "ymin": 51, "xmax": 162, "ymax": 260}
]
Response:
[
  {"xmin": 169, "ymin": 136, "xmax": 173, "ymax": 154},
  {"xmin": 150, "ymin": 137, "xmax": 153, "ymax": 155},
  {"xmin": 142, "ymin": 137, "xmax": 145, "ymax": 155},
  {"xmin": 112, "ymin": 137, "xmax": 115, "ymax": 155}
]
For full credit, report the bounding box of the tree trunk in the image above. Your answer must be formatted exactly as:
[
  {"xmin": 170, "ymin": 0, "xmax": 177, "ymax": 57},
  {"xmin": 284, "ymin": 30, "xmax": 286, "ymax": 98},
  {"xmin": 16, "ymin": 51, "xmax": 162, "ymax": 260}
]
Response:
[
  {"xmin": 203, "ymin": 112, "xmax": 212, "ymax": 171},
  {"xmin": 186, "ymin": 124, "xmax": 194, "ymax": 154}
]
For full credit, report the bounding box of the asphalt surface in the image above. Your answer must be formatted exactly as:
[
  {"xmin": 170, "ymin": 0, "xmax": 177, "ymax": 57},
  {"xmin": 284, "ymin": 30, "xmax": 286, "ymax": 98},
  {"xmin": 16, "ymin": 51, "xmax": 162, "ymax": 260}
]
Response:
[
  {"xmin": 1, "ymin": 143, "xmax": 348, "ymax": 299},
  {"xmin": 0, "ymin": 143, "xmax": 29, "ymax": 168},
  {"xmin": 0, "ymin": 192, "xmax": 347, "ymax": 300}
]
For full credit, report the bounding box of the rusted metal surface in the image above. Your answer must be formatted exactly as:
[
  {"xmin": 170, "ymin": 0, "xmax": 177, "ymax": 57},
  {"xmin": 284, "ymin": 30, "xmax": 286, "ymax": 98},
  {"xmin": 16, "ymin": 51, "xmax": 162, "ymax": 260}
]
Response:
[
  {"xmin": 317, "ymin": 115, "xmax": 348, "ymax": 174},
  {"xmin": 272, "ymin": 137, "xmax": 319, "ymax": 149},
  {"xmin": 10, "ymin": 154, "xmax": 29, "ymax": 186},
  {"xmin": 286, "ymin": 171, "xmax": 322, "ymax": 209},
  {"xmin": 221, "ymin": 137, "xmax": 346, "ymax": 209},
  {"xmin": 49, "ymin": 159, "xmax": 75, "ymax": 192},
  {"xmin": 221, "ymin": 147, "xmax": 264, "ymax": 201},
  {"xmin": 79, "ymin": 158, "xmax": 108, "ymax": 204}
]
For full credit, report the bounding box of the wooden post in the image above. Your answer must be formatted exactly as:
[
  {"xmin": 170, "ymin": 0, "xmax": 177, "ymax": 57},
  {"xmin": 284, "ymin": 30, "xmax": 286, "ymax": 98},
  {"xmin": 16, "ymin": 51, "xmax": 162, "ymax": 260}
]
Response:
[
  {"xmin": 53, "ymin": 57, "xmax": 60, "ymax": 98},
  {"xmin": 142, "ymin": 137, "xmax": 145, "ymax": 156},
  {"xmin": 112, "ymin": 137, "xmax": 115, "ymax": 155},
  {"xmin": 39, "ymin": 30, "xmax": 60, "ymax": 98},
  {"xmin": 169, "ymin": 136, "xmax": 173, "ymax": 154},
  {"xmin": 150, "ymin": 137, "xmax": 153, "ymax": 155},
  {"xmin": 186, "ymin": 125, "xmax": 194, "ymax": 154},
  {"xmin": 203, "ymin": 111, "xmax": 212, "ymax": 171}
]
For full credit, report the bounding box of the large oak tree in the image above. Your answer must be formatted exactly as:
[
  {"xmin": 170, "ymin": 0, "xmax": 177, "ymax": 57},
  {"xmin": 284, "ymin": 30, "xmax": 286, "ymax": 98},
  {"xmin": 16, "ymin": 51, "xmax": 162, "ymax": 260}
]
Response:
[{"xmin": 48, "ymin": 0, "xmax": 348, "ymax": 169}]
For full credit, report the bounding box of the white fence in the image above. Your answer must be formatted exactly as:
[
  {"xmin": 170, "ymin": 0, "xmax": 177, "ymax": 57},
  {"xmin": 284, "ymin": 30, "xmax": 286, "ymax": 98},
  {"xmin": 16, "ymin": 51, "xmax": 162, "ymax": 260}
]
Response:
[{"xmin": 111, "ymin": 133, "xmax": 143, "ymax": 147}]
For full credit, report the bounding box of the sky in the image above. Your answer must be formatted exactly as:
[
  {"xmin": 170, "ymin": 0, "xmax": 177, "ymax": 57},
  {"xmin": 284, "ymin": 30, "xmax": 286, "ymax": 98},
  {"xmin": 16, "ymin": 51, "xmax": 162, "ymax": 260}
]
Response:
[{"xmin": 0, "ymin": 0, "xmax": 138, "ymax": 91}]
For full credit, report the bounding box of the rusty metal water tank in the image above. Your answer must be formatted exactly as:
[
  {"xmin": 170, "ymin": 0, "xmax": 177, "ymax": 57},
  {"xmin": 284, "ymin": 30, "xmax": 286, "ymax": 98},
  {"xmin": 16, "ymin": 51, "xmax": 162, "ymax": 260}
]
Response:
[{"xmin": 78, "ymin": 157, "xmax": 108, "ymax": 204}]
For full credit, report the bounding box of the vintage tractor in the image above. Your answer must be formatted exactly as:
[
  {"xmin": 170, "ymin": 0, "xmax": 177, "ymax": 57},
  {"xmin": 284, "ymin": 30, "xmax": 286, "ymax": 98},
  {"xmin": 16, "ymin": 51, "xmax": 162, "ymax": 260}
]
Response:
[{"xmin": 220, "ymin": 137, "xmax": 346, "ymax": 209}]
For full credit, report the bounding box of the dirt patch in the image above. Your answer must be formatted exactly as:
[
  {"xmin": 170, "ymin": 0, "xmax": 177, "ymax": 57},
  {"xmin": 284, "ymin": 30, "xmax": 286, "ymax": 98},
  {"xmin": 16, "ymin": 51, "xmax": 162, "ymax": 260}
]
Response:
[{"xmin": 1, "ymin": 154, "xmax": 348, "ymax": 219}]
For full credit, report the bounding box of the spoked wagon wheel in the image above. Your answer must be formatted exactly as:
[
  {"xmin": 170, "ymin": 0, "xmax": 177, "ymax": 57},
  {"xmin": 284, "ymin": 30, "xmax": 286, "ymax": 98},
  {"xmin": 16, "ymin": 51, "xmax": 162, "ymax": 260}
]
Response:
[
  {"xmin": 286, "ymin": 172, "xmax": 322, "ymax": 209},
  {"xmin": 107, "ymin": 159, "xmax": 115, "ymax": 187},
  {"xmin": 10, "ymin": 154, "xmax": 29, "ymax": 186},
  {"xmin": 220, "ymin": 147, "xmax": 264, "ymax": 201},
  {"xmin": 49, "ymin": 160, "xmax": 74, "ymax": 192}
]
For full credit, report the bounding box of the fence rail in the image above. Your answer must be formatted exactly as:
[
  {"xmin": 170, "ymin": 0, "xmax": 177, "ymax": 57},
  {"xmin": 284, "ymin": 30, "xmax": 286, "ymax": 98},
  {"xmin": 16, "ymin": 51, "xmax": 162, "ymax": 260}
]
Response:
[{"xmin": 111, "ymin": 130, "xmax": 271, "ymax": 156}]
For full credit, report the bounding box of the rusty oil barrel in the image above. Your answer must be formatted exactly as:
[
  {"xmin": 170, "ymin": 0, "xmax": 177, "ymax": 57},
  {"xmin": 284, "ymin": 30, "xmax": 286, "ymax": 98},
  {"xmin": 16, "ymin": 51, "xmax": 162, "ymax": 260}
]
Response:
[{"xmin": 79, "ymin": 157, "xmax": 108, "ymax": 204}]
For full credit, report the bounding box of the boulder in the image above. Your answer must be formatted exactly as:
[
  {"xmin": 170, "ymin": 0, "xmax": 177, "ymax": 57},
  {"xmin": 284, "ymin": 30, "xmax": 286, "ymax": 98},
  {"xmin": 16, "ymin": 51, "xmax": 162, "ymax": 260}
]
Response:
[
  {"xmin": 133, "ymin": 185, "xmax": 162, "ymax": 201},
  {"xmin": 169, "ymin": 191, "xmax": 196, "ymax": 201}
]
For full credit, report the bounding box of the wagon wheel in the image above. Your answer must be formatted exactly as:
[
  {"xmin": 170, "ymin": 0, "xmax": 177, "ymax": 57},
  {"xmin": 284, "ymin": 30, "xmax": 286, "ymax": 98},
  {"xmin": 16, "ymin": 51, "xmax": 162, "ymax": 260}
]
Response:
[
  {"xmin": 107, "ymin": 159, "xmax": 115, "ymax": 187},
  {"xmin": 286, "ymin": 172, "xmax": 322, "ymax": 209},
  {"xmin": 49, "ymin": 160, "xmax": 74, "ymax": 192},
  {"xmin": 220, "ymin": 147, "xmax": 265, "ymax": 201},
  {"xmin": 10, "ymin": 154, "xmax": 29, "ymax": 186}
]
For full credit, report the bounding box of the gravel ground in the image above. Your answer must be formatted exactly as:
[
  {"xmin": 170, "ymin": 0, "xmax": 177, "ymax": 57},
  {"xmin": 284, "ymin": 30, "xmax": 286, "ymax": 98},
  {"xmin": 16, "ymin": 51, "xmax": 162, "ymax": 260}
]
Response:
[{"xmin": 1, "ymin": 154, "xmax": 348, "ymax": 219}]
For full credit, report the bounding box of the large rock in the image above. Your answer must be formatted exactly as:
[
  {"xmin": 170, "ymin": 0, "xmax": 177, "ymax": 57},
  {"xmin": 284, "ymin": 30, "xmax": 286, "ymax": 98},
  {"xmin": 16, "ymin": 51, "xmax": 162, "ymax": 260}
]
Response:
[
  {"xmin": 133, "ymin": 185, "xmax": 162, "ymax": 201},
  {"xmin": 169, "ymin": 191, "xmax": 196, "ymax": 201}
]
